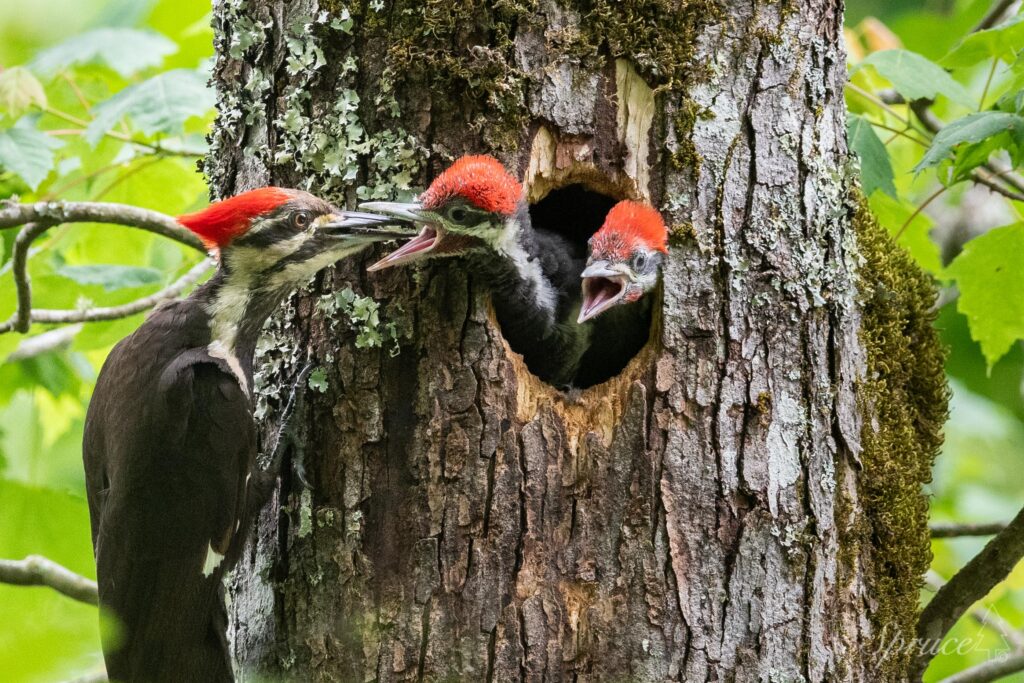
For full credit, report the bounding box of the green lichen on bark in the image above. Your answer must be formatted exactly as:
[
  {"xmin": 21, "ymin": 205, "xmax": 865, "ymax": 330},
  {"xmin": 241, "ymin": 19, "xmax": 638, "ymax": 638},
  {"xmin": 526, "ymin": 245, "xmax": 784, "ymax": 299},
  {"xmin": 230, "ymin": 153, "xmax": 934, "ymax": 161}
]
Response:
[{"xmin": 851, "ymin": 193, "xmax": 948, "ymax": 675}]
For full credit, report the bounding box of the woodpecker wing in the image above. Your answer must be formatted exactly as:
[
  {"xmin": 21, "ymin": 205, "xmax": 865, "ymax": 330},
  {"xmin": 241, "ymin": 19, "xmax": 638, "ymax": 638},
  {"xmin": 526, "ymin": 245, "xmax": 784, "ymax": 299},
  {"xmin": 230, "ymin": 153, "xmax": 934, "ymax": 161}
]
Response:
[{"xmin": 83, "ymin": 304, "xmax": 256, "ymax": 682}]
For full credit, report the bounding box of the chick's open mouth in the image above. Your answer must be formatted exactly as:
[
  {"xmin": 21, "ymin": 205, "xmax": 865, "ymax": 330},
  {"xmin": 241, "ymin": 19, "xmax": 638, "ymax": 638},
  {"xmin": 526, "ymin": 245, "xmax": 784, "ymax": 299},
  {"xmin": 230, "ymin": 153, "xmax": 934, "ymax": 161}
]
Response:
[
  {"xmin": 367, "ymin": 225, "xmax": 441, "ymax": 271},
  {"xmin": 579, "ymin": 276, "xmax": 626, "ymax": 323}
]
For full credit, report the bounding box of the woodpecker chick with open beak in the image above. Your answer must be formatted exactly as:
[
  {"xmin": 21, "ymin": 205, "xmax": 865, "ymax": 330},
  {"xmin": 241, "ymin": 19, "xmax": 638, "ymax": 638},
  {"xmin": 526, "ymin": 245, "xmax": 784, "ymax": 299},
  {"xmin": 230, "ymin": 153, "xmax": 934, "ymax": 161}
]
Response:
[
  {"xmin": 578, "ymin": 201, "xmax": 668, "ymax": 323},
  {"xmin": 361, "ymin": 156, "xmax": 591, "ymax": 387},
  {"xmin": 83, "ymin": 187, "xmax": 410, "ymax": 683},
  {"xmin": 360, "ymin": 155, "xmax": 525, "ymax": 272}
]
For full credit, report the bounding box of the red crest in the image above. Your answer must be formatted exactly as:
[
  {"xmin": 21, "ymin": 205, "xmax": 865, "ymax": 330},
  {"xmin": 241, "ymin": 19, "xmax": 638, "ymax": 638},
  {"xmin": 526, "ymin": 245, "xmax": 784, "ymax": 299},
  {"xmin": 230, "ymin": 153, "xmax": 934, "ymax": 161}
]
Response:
[
  {"xmin": 420, "ymin": 155, "xmax": 522, "ymax": 216},
  {"xmin": 590, "ymin": 201, "xmax": 668, "ymax": 261},
  {"xmin": 178, "ymin": 187, "xmax": 295, "ymax": 249}
]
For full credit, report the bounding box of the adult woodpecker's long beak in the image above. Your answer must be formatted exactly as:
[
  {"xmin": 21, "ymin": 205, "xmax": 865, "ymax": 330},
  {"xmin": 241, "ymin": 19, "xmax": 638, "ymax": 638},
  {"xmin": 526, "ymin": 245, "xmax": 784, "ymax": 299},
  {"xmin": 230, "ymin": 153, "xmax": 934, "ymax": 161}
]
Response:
[
  {"xmin": 358, "ymin": 202, "xmax": 443, "ymax": 271},
  {"xmin": 318, "ymin": 210, "xmax": 418, "ymax": 240},
  {"xmin": 578, "ymin": 260, "xmax": 630, "ymax": 323}
]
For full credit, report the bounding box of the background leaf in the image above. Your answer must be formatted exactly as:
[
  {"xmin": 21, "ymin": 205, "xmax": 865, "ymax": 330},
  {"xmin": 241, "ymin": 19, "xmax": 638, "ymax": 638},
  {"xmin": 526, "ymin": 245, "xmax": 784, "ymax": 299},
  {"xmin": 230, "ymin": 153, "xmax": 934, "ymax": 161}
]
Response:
[
  {"xmin": 56, "ymin": 264, "xmax": 163, "ymax": 291},
  {"xmin": 31, "ymin": 28, "xmax": 176, "ymax": 77},
  {"xmin": 946, "ymin": 223, "xmax": 1024, "ymax": 368},
  {"xmin": 0, "ymin": 67, "xmax": 47, "ymax": 118},
  {"xmin": 941, "ymin": 14, "xmax": 1024, "ymax": 67},
  {"xmin": 854, "ymin": 49, "xmax": 975, "ymax": 109},
  {"xmin": 915, "ymin": 111, "xmax": 1024, "ymax": 172},
  {"xmin": 84, "ymin": 68, "xmax": 214, "ymax": 145},
  {"xmin": 0, "ymin": 118, "xmax": 63, "ymax": 190},
  {"xmin": 848, "ymin": 114, "xmax": 898, "ymax": 197}
]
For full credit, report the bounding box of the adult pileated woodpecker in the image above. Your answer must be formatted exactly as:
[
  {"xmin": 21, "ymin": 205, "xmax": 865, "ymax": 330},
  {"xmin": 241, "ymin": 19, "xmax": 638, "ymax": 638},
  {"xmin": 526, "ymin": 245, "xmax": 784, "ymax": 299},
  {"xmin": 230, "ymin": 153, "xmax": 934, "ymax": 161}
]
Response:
[
  {"xmin": 574, "ymin": 200, "xmax": 668, "ymax": 387},
  {"xmin": 361, "ymin": 155, "xmax": 590, "ymax": 387},
  {"xmin": 82, "ymin": 188, "xmax": 410, "ymax": 682}
]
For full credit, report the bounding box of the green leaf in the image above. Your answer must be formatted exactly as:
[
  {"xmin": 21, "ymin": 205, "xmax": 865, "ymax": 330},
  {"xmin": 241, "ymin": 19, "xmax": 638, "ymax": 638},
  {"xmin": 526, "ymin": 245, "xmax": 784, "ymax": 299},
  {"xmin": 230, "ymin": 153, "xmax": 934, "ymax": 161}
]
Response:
[
  {"xmin": 0, "ymin": 67, "xmax": 47, "ymax": 118},
  {"xmin": 854, "ymin": 49, "xmax": 975, "ymax": 109},
  {"xmin": 56, "ymin": 264, "xmax": 163, "ymax": 291},
  {"xmin": 0, "ymin": 479, "xmax": 101, "ymax": 682},
  {"xmin": 941, "ymin": 15, "xmax": 1024, "ymax": 67},
  {"xmin": 915, "ymin": 111, "xmax": 1024, "ymax": 172},
  {"xmin": 0, "ymin": 118, "xmax": 63, "ymax": 190},
  {"xmin": 84, "ymin": 69, "xmax": 214, "ymax": 146},
  {"xmin": 847, "ymin": 114, "xmax": 897, "ymax": 198},
  {"xmin": 31, "ymin": 28, "xmax": 176, "ymax": 78},
  {"xmin": 946, "ymin": 223, "xmax": 1024, "ymax": 368}
]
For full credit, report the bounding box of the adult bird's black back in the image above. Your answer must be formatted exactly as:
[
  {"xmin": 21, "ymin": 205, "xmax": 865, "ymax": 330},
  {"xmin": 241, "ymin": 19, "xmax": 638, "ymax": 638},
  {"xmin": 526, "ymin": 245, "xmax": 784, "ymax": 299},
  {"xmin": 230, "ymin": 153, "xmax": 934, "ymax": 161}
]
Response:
[{"xmin": 82, "ymin": 188, "xmax": 410, "ymax": 682}]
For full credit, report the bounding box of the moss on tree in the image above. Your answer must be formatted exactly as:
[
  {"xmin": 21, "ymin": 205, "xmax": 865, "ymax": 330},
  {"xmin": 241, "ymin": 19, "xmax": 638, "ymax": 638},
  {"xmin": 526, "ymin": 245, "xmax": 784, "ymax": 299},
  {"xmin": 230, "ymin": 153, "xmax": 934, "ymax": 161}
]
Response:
[{"xmin": 851, "ymin": 192, "xmax": 949, "ymax": 676}]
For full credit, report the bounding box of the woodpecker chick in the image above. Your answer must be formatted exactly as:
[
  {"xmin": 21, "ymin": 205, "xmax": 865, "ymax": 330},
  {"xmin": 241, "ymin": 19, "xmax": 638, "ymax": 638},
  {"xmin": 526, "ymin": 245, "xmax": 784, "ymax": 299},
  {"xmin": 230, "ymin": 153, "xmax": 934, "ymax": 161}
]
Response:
[
  {"xmin": 83, "ymin": 188, "xmax": 410, "ymax": 683},
  {"xmin": 361, "ymin": 156, "xmax": 590, "ymax": 387},
  {"xmin": 578, "ymin": 201, "xmax": 668, "ymax": 323}
]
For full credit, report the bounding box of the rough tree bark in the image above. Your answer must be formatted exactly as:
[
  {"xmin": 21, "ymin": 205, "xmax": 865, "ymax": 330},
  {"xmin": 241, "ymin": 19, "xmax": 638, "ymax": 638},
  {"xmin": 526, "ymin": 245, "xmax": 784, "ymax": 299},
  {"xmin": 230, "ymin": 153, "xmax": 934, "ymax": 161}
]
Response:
[{"xmin": 206, "ymin": 0, "xmax": 946, "ymax": 680}]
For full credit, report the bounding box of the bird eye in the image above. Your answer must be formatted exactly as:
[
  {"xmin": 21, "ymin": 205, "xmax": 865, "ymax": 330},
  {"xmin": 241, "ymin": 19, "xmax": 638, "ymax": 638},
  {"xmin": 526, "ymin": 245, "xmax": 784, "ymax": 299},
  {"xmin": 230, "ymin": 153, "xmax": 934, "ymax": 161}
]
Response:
[
  {"xmin": 633, "ymin": 252, "xmax": 648, "ymax": 271},
  {"xmin": 448, "ymin": 206, "xmax": 470, "ymax": 224},
  {"xmin": 292, "ymin": 211, "xmax": 312, "ymax": 229}
]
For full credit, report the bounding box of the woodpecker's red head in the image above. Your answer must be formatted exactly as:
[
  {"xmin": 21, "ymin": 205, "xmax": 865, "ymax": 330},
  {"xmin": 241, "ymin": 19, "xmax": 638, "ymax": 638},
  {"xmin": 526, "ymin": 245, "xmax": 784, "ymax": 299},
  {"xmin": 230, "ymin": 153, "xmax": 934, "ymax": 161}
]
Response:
[
  {"xmin": 177, "ymin": 187, "xmax": 414, "ymax": 283},
  {"xmin": 360, "ymin": 155, "xmax": 525, "ymax": 271},
  {"xmin": 578, "ymin": 201, "xmax": 668, "ymax": 323}
]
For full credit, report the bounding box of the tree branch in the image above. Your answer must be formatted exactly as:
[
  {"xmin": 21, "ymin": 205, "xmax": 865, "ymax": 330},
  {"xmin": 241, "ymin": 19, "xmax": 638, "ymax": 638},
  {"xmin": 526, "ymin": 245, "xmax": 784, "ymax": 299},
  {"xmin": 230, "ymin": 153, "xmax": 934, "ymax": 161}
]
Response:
[
  {"xmin": 972, "ymin": 0, "xmax": 1019, "ymax": 32},
  {"xmin": 915, "ymin": 505, "xmax": 1024, "ymax": 677},
  {"xmin": 938, "ymin": 652, "xmax": 1024, "ymax": 683},
  {"xmin": 0, "ymin": 200, "xmax": 210, "ymax": 335},
  {"xmin": 0, "ymin": 555, "xmax": 98, "ymax": 606},
  {"xmin": 925, "ymin": 570, "xmax": 1024, "ymax": 651},
  {"xmin": 931, "ymin": 522, "xmax": 1009, "ymax": 538},
  {"xmin": 0, "ymin": 258, "xmax": 214, "ymax": 334},
  {"xmin": 0, "ymin": 200, "xmax": 205, "ymax": 250},
  {"xmin": 5, "ymin": 324, "xmax": 83, "ymax": 361}
]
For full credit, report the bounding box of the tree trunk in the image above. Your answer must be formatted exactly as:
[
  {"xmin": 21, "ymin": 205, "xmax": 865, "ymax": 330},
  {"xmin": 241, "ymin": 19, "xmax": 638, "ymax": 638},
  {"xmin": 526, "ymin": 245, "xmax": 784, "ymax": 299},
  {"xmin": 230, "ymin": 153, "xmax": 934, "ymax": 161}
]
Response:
[{"xmin": 206, "ymin": 0, "xmax": 946, "ymax": 680}]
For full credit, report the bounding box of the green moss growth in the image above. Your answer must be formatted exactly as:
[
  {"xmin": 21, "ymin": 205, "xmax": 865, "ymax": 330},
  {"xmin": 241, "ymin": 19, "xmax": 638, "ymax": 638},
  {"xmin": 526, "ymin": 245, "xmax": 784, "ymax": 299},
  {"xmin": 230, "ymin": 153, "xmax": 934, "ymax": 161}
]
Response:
[
  {"xmin": 671, "ymin": 98, "xmax": 714, "ymax": 174},
  {"xmin": 358, "ymin": 0, "xmax": 539, "ymax": 152},
  {"xmin": 577, "ymin": 0, "xmax": 723, "ymax": 86},
  {"xmin": 668, "ymin": 220, "xmax": 696, "ymax": 246},
  {"xmin": 851, "ymin": 193, "xmax": 948, "ymax": 676}
]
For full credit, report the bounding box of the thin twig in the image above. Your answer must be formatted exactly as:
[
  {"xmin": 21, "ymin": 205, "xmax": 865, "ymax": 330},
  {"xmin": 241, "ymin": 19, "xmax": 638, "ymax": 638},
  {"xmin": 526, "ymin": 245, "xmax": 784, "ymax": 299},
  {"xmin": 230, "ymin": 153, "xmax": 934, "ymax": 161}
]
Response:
[
  {"xmin": 937, "ymin": 652, "xmax": 1024, "ymax": 683},
  {"xmin": 0, "ymin": 258, "xmax": 213, "ymax": 334},
  {"xmin": 0, "ymin": 555, "xmax": 98, "ymax": 606},
  {"xmin": 5, "ymin": 324, "xmax": 82, "ymax": 361},
  {"xmin": 40, "ymin": 106, "xmax": 204, "ymax": 158},
  {"xmin": 12, "ymin": 222, "xmax": 52, "ymax": 333},
  {"xmin": 867, "ymin": 120, "xmax": 930, "ymax": 147},
  {"xmin": 932, "ymin": 522, "xmax": 1009, "ymax": 538},
  {"xmin": 978, "ymin": 59, "xmax": 999, "ymax": 111},
  {"xmin": 972, "ymin": 0, "xmax": 1019, "ymax": 32},
  {"xmin": 971, "ymin": 168, "xmax": 1024, "ymax": 202},
  {"xmin": 896, "ymin": 185, "xmax": 948, "ymax": 239},
  {"xmin": 914, "ymin": 505, "xmax": 1024, "ymax": 677}
]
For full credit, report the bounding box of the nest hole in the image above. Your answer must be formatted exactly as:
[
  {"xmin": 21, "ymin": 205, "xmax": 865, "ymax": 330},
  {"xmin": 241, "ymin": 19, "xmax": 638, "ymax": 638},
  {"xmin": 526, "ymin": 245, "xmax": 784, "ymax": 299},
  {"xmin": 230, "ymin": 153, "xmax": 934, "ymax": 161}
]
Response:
[{"xmin": 491, "ymin": 182, "xmax": 657, "ymax": 390}]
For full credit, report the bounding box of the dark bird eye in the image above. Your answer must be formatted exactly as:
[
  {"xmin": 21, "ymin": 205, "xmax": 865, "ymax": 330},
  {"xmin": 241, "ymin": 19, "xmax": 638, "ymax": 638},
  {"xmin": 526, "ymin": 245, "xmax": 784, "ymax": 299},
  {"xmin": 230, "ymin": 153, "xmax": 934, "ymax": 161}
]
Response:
[
  {"xmin": 292, "ymin": 211, "xmax": 312, "ymax": 229},
  {"xmin": 633, "ymin": 252, "xmax": 648, "ymax": 271},
  {"xmin": 448, "ymin": 207, "xmax": 470, "ymax": 224}
]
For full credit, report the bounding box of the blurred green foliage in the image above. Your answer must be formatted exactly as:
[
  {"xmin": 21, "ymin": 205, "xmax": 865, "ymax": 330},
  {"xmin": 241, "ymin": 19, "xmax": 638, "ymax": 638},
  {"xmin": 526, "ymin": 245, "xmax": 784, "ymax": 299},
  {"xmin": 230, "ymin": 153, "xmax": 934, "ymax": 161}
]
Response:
[
  {"xmin": 0, "ymin": 0, "xmax": 212, "ymax": 679},
  {"xmin": 846, "ymin": 0, "xmax": 1024, "ymax": 680},
  {"xmin": 0, "ymin": 0, "xmax": 1021, "ymax": 681}
]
